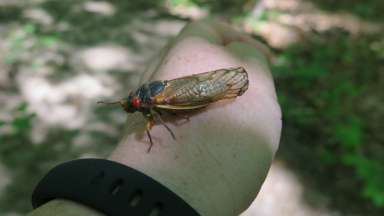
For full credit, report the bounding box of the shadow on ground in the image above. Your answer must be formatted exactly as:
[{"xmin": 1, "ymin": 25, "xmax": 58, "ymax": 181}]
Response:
[
  {"xmin": 274, "ymin": 29, "xmax": 384, "ymax": 215},
  {"xmin": 307, "ymin": 0, "xmax": 384, "ymax": 22},
  {"xmin": 0, "ymin": 0, "xmax": 185, "ymax": 214}
]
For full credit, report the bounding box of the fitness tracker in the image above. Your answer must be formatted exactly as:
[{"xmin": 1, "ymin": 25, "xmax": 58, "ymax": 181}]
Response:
[{"xmin": 32, "ymin": 159, "xmax": 199, "ymax": 216}]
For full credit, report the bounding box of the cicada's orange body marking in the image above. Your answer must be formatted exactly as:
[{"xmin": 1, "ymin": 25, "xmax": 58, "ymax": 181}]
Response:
[{"xmin": 98, "ymin": 67, "xmax": 249, "ymax": 152}]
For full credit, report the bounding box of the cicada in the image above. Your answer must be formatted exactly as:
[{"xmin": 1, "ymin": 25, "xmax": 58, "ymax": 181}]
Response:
[{"xmin": 99, "ymin": 67, "xmax": 249, "ymax": 151}]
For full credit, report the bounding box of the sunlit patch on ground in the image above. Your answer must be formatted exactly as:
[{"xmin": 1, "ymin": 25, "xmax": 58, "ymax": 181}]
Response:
[
  {"xmin": 23, "ymin": 8, "xmax": 54, "ymax": 27},
  {"xmin": 165, "ymin": 0, "xmax": 208, "ymax": 19},
  {"xmin": 82, "ymin": 1, "xmax": 116, "ymax": 17},
  {"xmin": 77, "ymin": 44, "xmax": 135, "ymax": 71},
  {"xmin": 19, "ymin": 73, "xmax": 114, "ymax": 128},
  {"xmin": 242, "ymin": 0, "xmax": 383, "ymax": 48},
  {"xmin": 242, "ymin": 162, "xmax": 338, "ymax": 216}
]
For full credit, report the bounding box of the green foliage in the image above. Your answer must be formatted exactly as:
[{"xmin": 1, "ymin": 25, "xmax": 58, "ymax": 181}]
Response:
[
  {"xmin": 0, "ymin": 104, "xmax": 118, "ymax": 213},
  {"xmin": 0, "ymin": 103, "xmax": 79, "ymax": 212},
  {"xmin": 169, "ymin": 0, "xmax": 198, "ymax": 7},
  {"xmin": 169, "ymin": 0, "xmax": 253, "ymax": 15},
  {"xmin": 5, "ymin": 24, "xmax": 34, "ymax": 65},
  {"xmin": 342, "ymin": 154, "xmax": 384, "ymax": 206},
  {"xmin": 370, "ymin": 38, "xmax": 384, "ymax": 59},
  {"xmin": 0, "ymin": 102, "xmax": 35, "ymax": 138},
  {"xmin": 258, "ymin": 10, "xmax": 283, "ymax": 21},
  {"xmin": 311, "ymin": 0, "xmax": 384, "ymax": 21},
  {"xmin": 5, "ymin": 23, "xmax": 60, "ymax": 65},
  {"xmin": 274, "ymin": 31, "xmax": 384, "ymax": 210},
  {"xmin": 11, "ymin": 102, "xmax": 36, "ymax": 133},
  {"xmin": 335, "ymin": 117, "xmax": 362, "ymax": 150}
]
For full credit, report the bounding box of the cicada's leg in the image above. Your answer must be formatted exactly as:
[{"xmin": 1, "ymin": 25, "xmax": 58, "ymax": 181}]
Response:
[
  {"xmin": 145, "ymin": 115, "xmax": 155, "ymax": 152},
  {"xmin": 146, "ymin": 129, "xmax": 153, "ymax": 152},
  {"xmin": 154, "ymin": 108, "xmax": 163, "ymax": 116},
  {"xmin": 154, "ymin": 108, "xmax": 190, "ymax": 125},
  {"xmin": 151, "ymin": 109, "xmax": 176, "ymax": 140}
]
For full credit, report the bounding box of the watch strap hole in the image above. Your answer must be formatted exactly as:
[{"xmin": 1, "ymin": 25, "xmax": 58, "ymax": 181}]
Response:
[
  {"xmin": 148, "ymin": 202, "xmax": 163, "ymax": 216},
  {"xmin": 110, "ymin": 178, "xmax": 124, "ymax": 195},
  {"xmin": 128, "ymin": 190, "xmax": 143, "ymax": 207}
]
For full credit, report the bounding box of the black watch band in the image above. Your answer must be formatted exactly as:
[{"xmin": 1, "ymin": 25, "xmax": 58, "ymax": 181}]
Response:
[{"xmin": 32, "ymin": 159, "xmax": 199, "ymax": 216}]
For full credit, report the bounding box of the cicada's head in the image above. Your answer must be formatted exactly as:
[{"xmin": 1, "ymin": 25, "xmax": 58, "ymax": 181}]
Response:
[
  {"xmin": 97, "ymin": 91, "xmax": 142, "ymax": 113},
  {"xmin": 121, "ymin": 92, "xmax": 142, "ymax": 113}
]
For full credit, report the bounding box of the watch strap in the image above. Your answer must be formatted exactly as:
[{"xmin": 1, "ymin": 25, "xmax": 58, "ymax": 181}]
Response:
[{"xmin": 32, "ymin": 158, "xmax": 199, "ymax": 216}]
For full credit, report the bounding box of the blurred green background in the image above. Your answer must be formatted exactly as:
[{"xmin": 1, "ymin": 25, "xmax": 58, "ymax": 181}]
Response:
[{"xmin": 0, "ymin": 0, "xmax": 383, "ymax": 215}]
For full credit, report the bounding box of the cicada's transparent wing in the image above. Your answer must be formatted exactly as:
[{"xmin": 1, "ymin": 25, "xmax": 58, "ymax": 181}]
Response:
[{"xmin": 153, "ymin": 67, "xmax": 248, "ymax": 110}]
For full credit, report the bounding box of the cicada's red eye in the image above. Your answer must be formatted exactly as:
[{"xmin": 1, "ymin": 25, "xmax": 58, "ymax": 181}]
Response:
[{"xmin": 131, "ymin": 97, "xmax": 141, "ymax": 108}]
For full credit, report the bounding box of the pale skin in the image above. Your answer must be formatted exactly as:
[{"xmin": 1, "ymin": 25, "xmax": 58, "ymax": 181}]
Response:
[{"xmin": 28, "ymin": 20, "xmax": 282, "ymax": 216}]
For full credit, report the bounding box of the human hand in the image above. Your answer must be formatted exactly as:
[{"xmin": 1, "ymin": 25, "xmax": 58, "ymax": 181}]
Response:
[{"xmin": 108, "ymin": 19, "xmax": 282, "ymax": 216}]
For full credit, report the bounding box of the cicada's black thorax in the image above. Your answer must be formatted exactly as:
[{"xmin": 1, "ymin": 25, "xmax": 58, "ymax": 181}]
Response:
[
  {"xmin": 123, "ymin": 80, "xmax": 166, "ymax": 114},
  {"xmin": 135, "ymin": 80, "xmax": 166, "ymax": 104},
  {"xmin": 134, "ymin": 81, "xmax": 165, "ymax": 105}
]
